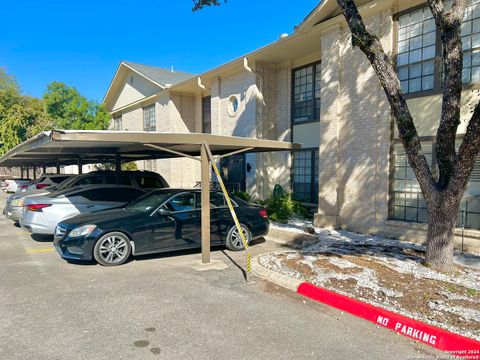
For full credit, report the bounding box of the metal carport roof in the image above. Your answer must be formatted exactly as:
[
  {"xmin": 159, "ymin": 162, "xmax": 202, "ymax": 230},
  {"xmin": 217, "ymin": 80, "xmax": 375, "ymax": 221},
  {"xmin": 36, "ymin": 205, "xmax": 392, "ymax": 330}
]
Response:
[
  {"xmin": 0, "ymin": 130, "xmax": 300, "ymax": 167},
  {"xmin": 0, "ymin": 130, "xmax": 301, "ymax": 275}
]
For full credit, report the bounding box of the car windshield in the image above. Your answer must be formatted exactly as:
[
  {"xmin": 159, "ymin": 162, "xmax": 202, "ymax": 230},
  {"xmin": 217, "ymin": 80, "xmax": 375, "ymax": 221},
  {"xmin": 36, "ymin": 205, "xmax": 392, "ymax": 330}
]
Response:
[
  {"xmin": 53, "ymin": 176, "xmax": 78, "ymax": 191},
  {"xmin": 125, "ymin": 192, "xmax": 173, "ymax": 213}
]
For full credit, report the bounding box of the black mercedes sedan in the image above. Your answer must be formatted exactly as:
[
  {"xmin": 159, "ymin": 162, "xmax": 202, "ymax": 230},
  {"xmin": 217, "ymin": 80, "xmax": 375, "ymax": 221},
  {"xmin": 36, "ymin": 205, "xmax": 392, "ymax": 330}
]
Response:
[{"xmin": 53, "ymin": 189, "xmax": 269, "ymax": 266}]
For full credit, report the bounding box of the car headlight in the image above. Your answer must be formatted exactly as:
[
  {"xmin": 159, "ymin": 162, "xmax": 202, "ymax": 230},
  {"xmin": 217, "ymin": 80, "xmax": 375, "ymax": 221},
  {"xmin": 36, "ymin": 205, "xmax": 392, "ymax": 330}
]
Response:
[{"xmin": 69, "ymin": 225, "xmax": 97, "ymax": 238}]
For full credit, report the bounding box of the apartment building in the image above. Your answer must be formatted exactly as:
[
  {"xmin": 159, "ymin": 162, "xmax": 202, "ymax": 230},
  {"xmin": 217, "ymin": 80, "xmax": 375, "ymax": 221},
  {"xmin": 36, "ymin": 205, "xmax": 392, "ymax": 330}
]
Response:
[{"xmin": 103, "ymin": 0, "xmax": 480, "ymax": 250}]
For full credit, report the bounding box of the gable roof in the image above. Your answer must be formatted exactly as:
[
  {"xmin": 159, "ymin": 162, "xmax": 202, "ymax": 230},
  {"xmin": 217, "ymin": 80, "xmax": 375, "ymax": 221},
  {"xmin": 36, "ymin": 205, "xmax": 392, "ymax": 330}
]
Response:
[
  {"xmin": 122, "ymin": 61, "xmax": 195, "ymax": 88},
  {"xmin": 103, "ymin": 61, "xmax": 196, "ymax": 111}
]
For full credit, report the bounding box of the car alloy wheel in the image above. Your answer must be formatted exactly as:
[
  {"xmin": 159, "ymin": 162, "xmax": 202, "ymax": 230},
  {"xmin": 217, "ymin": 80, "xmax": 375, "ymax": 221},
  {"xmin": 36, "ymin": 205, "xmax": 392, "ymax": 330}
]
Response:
[
  {"xmin": 94, "ymin": 232, "xmax": 131, "ymax": 266},
  {"xmin": 226, "ymin": 224, "xmax": 251, "ymax": 251}
]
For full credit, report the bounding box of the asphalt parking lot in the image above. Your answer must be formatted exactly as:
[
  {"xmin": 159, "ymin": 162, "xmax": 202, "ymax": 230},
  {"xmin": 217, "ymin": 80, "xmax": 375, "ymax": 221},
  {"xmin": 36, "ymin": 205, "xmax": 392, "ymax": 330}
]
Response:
[{"xmin": 0, "ymin": 191, "xmax": 440, "ymax": 360}]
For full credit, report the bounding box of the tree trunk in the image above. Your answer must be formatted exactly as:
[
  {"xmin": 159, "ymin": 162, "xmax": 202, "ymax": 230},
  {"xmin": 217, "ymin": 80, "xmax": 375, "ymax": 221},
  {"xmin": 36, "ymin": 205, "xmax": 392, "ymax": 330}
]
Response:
[{"xmin": 425, "ymin": 193, "xmax": 460, "ymax": 272}]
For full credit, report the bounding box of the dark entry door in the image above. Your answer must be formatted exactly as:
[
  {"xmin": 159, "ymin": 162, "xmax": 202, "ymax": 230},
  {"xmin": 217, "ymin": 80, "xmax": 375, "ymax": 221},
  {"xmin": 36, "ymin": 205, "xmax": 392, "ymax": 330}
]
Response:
[{"xmin": 220, "ymin": 154, "xmax": 246, "ymax": 192}]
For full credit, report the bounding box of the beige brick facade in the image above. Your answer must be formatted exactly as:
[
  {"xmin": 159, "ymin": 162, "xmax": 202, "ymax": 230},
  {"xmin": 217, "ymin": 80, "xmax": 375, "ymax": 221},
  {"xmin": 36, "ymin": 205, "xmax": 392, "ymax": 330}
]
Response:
[{"xmin": 102, "ymin": 0, "xmax": 480, "ymax": 250}]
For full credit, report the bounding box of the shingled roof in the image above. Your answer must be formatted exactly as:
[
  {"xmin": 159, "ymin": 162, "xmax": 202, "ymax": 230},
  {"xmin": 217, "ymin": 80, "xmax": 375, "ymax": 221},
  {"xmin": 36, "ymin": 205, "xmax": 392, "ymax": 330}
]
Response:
[{"xmin": 123, "ymin": 61, "xmax": 195, "ymax": 88}]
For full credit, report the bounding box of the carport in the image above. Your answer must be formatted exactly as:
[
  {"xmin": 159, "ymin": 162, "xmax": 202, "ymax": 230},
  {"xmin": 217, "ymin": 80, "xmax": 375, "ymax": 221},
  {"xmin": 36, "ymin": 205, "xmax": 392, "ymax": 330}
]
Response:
[{"xmin": 0, "ymin": 130, "xmax": 300, "ymax": 270}]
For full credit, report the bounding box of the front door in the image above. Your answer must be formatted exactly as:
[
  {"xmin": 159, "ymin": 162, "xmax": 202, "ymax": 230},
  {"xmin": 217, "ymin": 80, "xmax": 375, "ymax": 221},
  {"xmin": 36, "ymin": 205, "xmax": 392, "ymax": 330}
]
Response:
[{"xmin": 220, "ymin": 154, "xmax": 246, "ymax": 192}]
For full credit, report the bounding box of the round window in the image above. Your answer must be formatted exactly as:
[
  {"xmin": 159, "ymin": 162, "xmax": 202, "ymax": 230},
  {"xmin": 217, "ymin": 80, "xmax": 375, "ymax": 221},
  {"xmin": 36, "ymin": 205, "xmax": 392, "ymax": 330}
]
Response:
[{"xmin": 227, "ymin": 96, "xmax": 239, "ymax": 117}]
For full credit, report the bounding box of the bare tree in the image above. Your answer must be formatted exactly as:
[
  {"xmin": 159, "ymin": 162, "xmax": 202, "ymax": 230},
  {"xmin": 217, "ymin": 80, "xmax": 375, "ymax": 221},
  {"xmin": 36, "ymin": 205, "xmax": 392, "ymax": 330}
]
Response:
[{"xmin": 194, "ymin": 0, "xmax": 480, "ymax": 271}]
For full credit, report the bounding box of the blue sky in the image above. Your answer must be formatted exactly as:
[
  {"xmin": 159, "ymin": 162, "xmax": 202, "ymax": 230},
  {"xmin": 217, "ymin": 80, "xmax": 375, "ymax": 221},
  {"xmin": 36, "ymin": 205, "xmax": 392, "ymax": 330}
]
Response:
[{"xmin": 0, "ymin": 0, "xmax": 320, "ymax": 103}]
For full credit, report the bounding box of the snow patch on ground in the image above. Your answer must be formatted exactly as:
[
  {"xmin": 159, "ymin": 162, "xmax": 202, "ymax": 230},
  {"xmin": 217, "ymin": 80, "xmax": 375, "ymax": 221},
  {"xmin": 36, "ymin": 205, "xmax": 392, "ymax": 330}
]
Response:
[{"xmin": 260, "ymin": 222, "xmax": 480, "ymax": 341}]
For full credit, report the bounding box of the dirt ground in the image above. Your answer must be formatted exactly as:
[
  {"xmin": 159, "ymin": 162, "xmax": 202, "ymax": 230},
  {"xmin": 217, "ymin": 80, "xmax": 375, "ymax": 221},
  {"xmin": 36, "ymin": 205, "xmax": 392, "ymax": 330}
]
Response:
[{"xmin": 259, "ymin": 227, "xmax": 480, "ymax": 341}]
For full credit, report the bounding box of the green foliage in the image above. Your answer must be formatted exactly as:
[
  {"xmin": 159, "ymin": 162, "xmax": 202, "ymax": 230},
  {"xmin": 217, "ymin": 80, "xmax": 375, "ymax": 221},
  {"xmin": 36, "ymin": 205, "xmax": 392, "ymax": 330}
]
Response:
[
  {"xmin": 192, "ymin": 0, "xmax": 224, "ymax": 11},
  {"xmin": 232, "ymin": 191, "xmax": 252, "ymax": 202},
  {"xmin": 94, "ymin": 162, "xmax": 139, "ymax": 171},
  {"xmin": 43, "ymin": 82, "xmax": 110, "ymax": 130},
  {"xmin": 264, "ymin": 186, "xmax": 309, "ymax": 223},
  {"xmin": 0, "ymin": 92, "xmax": 52, "ymax": 155}
]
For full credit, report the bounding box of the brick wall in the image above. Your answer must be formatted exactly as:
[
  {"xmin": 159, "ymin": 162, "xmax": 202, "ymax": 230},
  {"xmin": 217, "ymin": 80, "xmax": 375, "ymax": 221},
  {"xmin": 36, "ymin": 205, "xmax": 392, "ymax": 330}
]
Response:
[{"xmin": 314, "ymin": 10, "xmax": 394, "ymax": 233}]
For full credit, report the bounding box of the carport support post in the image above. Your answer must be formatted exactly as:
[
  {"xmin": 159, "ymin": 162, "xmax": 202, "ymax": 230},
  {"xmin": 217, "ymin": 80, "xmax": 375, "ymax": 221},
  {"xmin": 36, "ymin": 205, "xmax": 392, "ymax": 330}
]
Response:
[
  {"xmin": 20, "ymin": 167, "xmax": 24, "ymax": 179},
  {"xmin": 77, "ymin": 158, "xmax": 82, "ymax": 175},
  {"xmin": 26, "ymin": 167, "xmax": 30, "ymax": 179},
  {"xmin": 200, "ymin": 144, "xmax": 211, "ymax": 264},
  {"xmin": 42, "ymin": 165, "xmax": 46, "ymax": 174},
  {"xmin": 56, "ymin": 163, "xmax": 60, "ymax": 174},
  {"xmin": 115, "ymin": 153, "xmax": 121, "ymax": 185},
  {"xmin": 33, "ymin": 166, "xmax": 36, "ymax": 180}
]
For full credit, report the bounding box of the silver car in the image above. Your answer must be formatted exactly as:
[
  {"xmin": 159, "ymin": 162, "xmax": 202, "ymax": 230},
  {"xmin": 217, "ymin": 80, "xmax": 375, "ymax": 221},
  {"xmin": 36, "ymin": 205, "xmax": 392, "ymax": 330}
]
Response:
[
  {"xmin": 19, "ymin": 185, "xmax": 146, "ymax": 235},
  {"xmin": 5, "ymin": 171, "xmax": 170, "ymax": 222},
  {"xmin": 4, "ymin": 176, "xmax": 77, "ymax": 222}
]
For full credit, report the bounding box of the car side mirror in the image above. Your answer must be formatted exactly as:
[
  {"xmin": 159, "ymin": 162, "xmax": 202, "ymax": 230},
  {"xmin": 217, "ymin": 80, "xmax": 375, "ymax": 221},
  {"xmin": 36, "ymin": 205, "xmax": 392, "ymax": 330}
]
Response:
[{"xmin": 157, "ymin": 208, "xmax": 171, "ymax": 217}]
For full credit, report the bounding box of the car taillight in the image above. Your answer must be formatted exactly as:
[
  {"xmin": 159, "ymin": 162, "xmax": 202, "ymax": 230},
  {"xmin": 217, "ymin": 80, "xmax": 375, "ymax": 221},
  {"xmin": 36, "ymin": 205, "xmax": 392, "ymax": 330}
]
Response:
[
  {"xmin": 26, "ymin": 204, "xmax": 52, "ymax": 212},
  {"xmin": 36, "ymin": 183, "xmax": 49, "ymax": 189},
  {"xmin": 259, "ymin": 208, "xmax": 268, "ymax": 219},
  {"xmin": 19, "ymin": 185, "xmax": 29, "ymax": 189}
]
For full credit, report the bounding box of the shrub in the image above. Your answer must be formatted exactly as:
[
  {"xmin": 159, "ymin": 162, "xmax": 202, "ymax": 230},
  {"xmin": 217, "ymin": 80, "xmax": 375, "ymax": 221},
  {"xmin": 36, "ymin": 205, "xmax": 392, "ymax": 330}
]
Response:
[
  {"xmin": 264, "ymin": 186, "xmax": 309, "ymax": 223},
  {"xmin": 232, "ymin": 191, "xmax": 251, "ymax": 203}
]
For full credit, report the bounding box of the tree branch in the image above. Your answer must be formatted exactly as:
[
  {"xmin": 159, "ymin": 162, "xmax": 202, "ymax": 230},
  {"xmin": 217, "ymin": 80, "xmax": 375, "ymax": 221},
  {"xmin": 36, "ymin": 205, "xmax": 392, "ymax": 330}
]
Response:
[
  {"xmin": 450, "ymin": 101, "xmax": 480, "ymax": 195},
  {"xmin": 336, "ymin": 0, "xmax": 436, "ymax": 197},
  {"xmin": 427, "ymin": 0, "xmax": 466, "ymax": 189}
]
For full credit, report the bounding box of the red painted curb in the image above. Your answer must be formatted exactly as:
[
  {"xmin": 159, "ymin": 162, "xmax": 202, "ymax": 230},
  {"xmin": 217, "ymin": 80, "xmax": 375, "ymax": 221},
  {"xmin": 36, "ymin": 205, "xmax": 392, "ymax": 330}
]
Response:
[{"xmin": 297, "ymin": 282, "xmax": 480, "ymax": 357}]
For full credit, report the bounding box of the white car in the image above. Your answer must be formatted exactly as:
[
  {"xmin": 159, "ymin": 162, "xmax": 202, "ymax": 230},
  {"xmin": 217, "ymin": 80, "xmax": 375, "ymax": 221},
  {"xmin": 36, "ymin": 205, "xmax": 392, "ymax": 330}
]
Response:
[
  {"xmin": 4, "ymin": 179, "xmax": 32, "ymax": 193},
  {"xmin": 20, "ymin": 185, "xmax": 146, "ymax": 235},
  {"xmin": 23, "ymin": 174, "xmax": 73, "ymax": 192}
]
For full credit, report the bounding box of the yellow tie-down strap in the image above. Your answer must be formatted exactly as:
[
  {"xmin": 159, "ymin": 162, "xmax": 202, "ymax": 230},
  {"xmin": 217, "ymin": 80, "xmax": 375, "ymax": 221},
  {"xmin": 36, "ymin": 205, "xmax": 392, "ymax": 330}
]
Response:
[{"xmin": 207, "ymin": 150, "xmax": 251, "ymax": 278}]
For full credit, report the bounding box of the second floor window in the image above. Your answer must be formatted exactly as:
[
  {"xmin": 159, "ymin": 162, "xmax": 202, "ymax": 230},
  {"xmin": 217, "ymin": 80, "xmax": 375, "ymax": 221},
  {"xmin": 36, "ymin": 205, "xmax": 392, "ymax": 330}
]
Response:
[
  {"xmin": 397, "ymin": 1, "xmax": 480, "ymax": 96},
  {"xmin": 292, "ymin": 62, "xmax": 321, "ymax": 124},
  {"xmin": 397, "ymin": 7, "xmax": 436, "ymax": 94},
  {"xmin": 143, "ymin": 105, "xmax": 156, "ymax": 132},
  {"xmin": 202, "ymin": 96, "xmax": 211, "ymax": 134},
  {"xmin": 113, "ymin": 116, "xmax": 122, "ymax": 131},
  {"xmin": 462, "ymin": 1, "xmax": 480, "ymax": 83}
]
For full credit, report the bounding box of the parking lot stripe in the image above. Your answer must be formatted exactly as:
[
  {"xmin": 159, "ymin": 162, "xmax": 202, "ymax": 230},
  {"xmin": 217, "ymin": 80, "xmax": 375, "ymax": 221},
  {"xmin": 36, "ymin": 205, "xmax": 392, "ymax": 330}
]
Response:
[{"xmin": 26, "ymin": 248, "xmax": 55, "ymax": 254}]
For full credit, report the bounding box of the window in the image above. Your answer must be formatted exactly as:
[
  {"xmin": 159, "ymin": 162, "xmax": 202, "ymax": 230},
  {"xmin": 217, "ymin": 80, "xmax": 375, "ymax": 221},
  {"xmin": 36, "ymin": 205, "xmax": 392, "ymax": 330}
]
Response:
[
  {"xmin": 392, "ymin": 143, "xmax": 432, "ymax": 223},
  {"xmin": 390, "ymin": 141, "xmax": 480, "ymax": 229},
  {"xmin": 397, "ymin": 1, "xmax": 480, "ymax": 94},
  {"xmin": 143, "ymin": 105, "xmax": 156, "ymax": 132},
  {"xmin": 113, "ymin": 116, "xmax": 122, "ymax": 131},
  {"xmin": 105, "ymin": 175, "xmax": 131, "ymax": 186},
  {"xmin": 74, "ymin": 176, "xmax": 103, "ymax": 186},
  {"xmin": 462, "ymin": 1, "xmax": 480, "ymax": 84},
  {"xmin": 227, "ymin": 96, "xmax": 239, "ymax": 116},
  {"xmin": 202, "ymin": 96, "xmax": 211, "ymax": 134},
  {"xmin": 165, "ymin": 193, "xmax": 195, "ymax": 212},
  {"xmin": 397, "ymin": 7, "xmax": 437, "ymax": 93},
  {"xmin": 50, "ymin": 176, "xmax": 70, "ymax": 184},
  {"xmin": 78, "ymin": 188, "xmax": 144, "ymax": 202},
  {"xmin": 135, "ymin": 175, "xmax": 165, "ymax": 189},
  {"xmin": 292, "ymin": 62, "xmax": 321, "ymax": 124},
  {"xmin": 292, "ymin": 149, "xmax": 319, "ymax": 204},
  {"xmin": 210, "ymin": 192, "xmax": 226, "ymax": 208}
]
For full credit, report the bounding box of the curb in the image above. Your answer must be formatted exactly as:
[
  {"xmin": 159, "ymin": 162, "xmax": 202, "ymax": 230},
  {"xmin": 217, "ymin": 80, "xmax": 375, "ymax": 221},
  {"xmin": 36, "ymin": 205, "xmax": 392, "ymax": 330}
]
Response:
[{"xmin": 252, "ymin": 256, "xmax": 480, "ymax": 357}]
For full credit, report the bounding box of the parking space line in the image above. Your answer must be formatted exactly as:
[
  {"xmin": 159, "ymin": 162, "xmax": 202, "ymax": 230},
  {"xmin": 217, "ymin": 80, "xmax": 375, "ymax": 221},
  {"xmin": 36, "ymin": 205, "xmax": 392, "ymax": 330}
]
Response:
[{"xmin": 26, "ymin": 248, "xmax": 55, "ymax": 254}]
